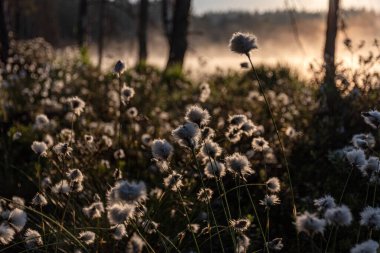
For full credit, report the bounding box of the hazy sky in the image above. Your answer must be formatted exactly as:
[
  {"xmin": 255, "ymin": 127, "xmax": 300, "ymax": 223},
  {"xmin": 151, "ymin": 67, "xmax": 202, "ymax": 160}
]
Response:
[{"xmin": 192, "ymin": 0, "xmax": 380, "ymax": 14}]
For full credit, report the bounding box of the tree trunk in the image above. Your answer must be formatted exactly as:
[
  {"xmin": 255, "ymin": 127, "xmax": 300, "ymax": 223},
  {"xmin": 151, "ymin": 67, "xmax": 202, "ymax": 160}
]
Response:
[
  {"xmin": 166, "ymin": 0, "xmax": 191, "ymax": 69},
  {"xmin": 97, "ymin": 0, "xmax": 105, "ymax": 69},
  {"xmin": 138, "ymin": 0, "xmax": 148, "ymax": 63},
  {"xmin": 161, "ymin": 0, "xmax": 170, "ymax": 39},
  {"xmin": 323, "ymin": 0, "xmax": 339, "ymax": 87},
  {"xmin": 77, "ymin": 0, "xmax": 88, "ymax": 48},
  {"xmin": 0, "ymin": 0, "xmax": 9, "ymax": 64}
]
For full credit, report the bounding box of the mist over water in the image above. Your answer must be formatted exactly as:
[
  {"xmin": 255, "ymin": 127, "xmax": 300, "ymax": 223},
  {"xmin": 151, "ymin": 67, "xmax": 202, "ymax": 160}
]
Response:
[{"xmin": 89, "ymin": 10, "xmax": 380, "ymax": 78}]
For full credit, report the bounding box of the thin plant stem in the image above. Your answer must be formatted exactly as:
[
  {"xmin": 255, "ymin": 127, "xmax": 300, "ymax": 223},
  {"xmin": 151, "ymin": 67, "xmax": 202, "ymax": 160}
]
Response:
[
  {"xmin": 0, "ymin": 231, "xmax": 60, "ymax": 252},
  {"xmin": 191, "ymin": 148, "xmax": 227, "ymax": 252},
  {"xmin": 242, "ymin": 180, "xmax": 269, "ymax": 253},
  {"xmin": 199, "ymin": 227, "xmax": 229, "ymax": 248},
  {"xmin": 118, "ymin": 74, "xmax": 122, "ymax": 147},
  {"xmin": 0, "ymin": 196, "xmax": 88, "ymax": 251},
  {"xmin": 218, "ymin": 177, "xmax": 238, "ymax": 247},
  {"xmin": 372, "ymin": 183, "xmax": 377, "ymax": 207},
  {"xmin": 237, "ymin": 177, "xmax": 241, "ymax": 217},
  {"xmin": 218, "ymin": 183, "xmax": 265, "ymax": 198},
  {"xmin": 131, "ymin": 222, "xmax": 157, "ymax": 253},
  {"xmin": 324, "ymin": 226, "xmax": 335, "ymax": 253},
  {"xmin": 246, "ymin": 54, "xmax": 297, "ymax": 217},
  {"xmin": 145, "ymin": 190, "xmax": 167, "ymax": 228},
  {"xmin": 37, "ymin": 156, "xmax": 41, "ymax": 192},
  {"xmin": 266, "ymin": 208, "xmax": 270, "ymax": 242},
  {"xmin": 176, "ymin": 189, "xmax": 201, "ymax": 253},
  {"xmin": 332, "ymin": 227, "xmax": 339, "ymax": 253},
  {"xmin": 156, "ymin": 229, "xmax": 182, "ymax": 253},
  {"xmin": 339, "ymin": 166, "xmax": 354, "ymax": 204},
  {"xmin": 247, "ymin": 52, "xmax": 300, "ymax": 253},
  {"xmin": 325, "ymin": 166, "xmax": 354, "ymax": 252},
  {"xmin": 204, "ymin": 204, "xmax": 213, "ymax": 253},
  {"xmin": 60, "ymin": 193, "xmax": 72, "ymax": 230},
  {"xmin": 356, "ymin": 182, "xmax": 370, "ymax": 243}
]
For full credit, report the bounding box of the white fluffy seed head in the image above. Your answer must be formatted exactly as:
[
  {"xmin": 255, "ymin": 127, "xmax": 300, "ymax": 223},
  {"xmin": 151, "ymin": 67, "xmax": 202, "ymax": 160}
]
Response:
[
  {"xmin": 346, "ymin": 149, "xmax": 367, "ymax": 168},
  {"xmin": 107, "ymin": 203, "xmax": 135, "ymax": 225},
  {"xmin": 259, "ymin": 194, "xmax": 281, "ymax": 207},
  {"xmin": 163, "ymin": 171, "xmax": 183, "ymax": 192},
  {"xmin": 352, "ymin": 133, "xmax": 376, "ymax": 149},
  {"xmin": 0, "ymin": 223, "xmax": 15, "ymax": 245},
  {"xmin": 83, "ymin": 201, "xmax": 105, "ymax": 220},
  {"xmin": 34, "ymin": 114, "xmax": 49, "ymax": 129},
  {"xmin": 200, "ymin": 140, "xmax": 222, "ymax": 160},
  {"xmin": 225, "ymin": 153, "xmax": 254, "ymax": 178},
  {"xmin": 295, "ymin": 211, "xmax": 326, "ymax": 236},
  {"xmin": 121, "ymin": 85, "xmax": 135, "ymax": 104},
  {"xmin": 66, "ymin": 169, "xmax": 84, "ymax": 182},
  {"xmin": 204, "ymin": 160, "xmax": 226, "ymax": 179},
  {"xmin": 31, "ymin": 193, "xmax": 48, "ymax": 207},
  {"xmin": 361, "ymin": 110, "xmax": 380, "ymax": 129},
  {"xmin": 8, "ymin": 208, "xmax": 27, "ymax": 232},
  {"xmin": 197, "ymin": 188, "xmax": 213, "ymax": 203},
  {"xmin": 31, "ymin": 141, "xmax": 48, "ymax": 156},
  {"xmin": 151, "ymin": 139, "xmax": 173, "ymax": 161},
  {"xmin": 114, "ymin": 60, "xmax": 125, "ymax": 74},
  {"xmin": 52, "ymin": 180, "xmax": 71, "ymax": 195},
  {"xmin": 359, "ymin": 156, "xmax": 380, "ymax": 178},
  {"xmin": 251, "ymin": 137, "xmax": 270, "ymax": 152},
  {"xmin": 53, "ymin": 142, "xmax": 72, "ymax": 157},
  {"xmin": 314, "ymin": 195, "xmax": 336, "ymax": 212},
  {"xmin": 24, "ymin": 229, "xmax": 43, "ymax": 249},
  {"xmin": 67, "ymin": 96, "xmax": 85, "ymax": 116},
  {"xmin": 126, "ymin": 234, "xmax": 145, "ymax": 253},
  {"xmin": 113, "ymin": 149, "xmax": 125, "ymax": 160},
  {"xmin": 229, "ymin": 218, "xmax": 251, "ymax": 232},
  {"xmin": 229, "ymin": 32, "xmax": 258, "ymax": 55},
  {"xmin": 108, "ymin": 180, "xmax": 147, "ymax": 204},
  {"xmin": 266, "ymin": 177, "xmax": 281, "ymax": 193},
  {"xmin": 9, "ymin": 196, "xmax": 25, "ymax": 209},
  {"xmin": 360, "ymin": 206, "xmax": 380, "ymax": 229},
  {"xmin": 79, "ymin": 231, "xmax": 96, "ymax": 245},
  {"xmin": 172, "ymin": 122, "xmax": 201, "ymax": 149},
  {"xmin": 236, "ymin": 234, "xmax": 250, "ymax": 253},
  {"xmin": 228, "ymin": 114, "xmax": 247, "ymax": 127},
  {"xmin": 113, "ymin": 224, "xmax": 127, "ymax": 240},
  {"xmin": 185, "ymin": 105, "xmax": 210, "ymax": 127},
  {"xmin": 267, "ymin": 238, "xmax": 284, "ymax": 251},
  {"xmin": 350, "ymin": 239, "xmax": 379, "ymax": 253},
  {"xmin": 324, "ymin": 205, "xmax": 353, "ymax": 226}
]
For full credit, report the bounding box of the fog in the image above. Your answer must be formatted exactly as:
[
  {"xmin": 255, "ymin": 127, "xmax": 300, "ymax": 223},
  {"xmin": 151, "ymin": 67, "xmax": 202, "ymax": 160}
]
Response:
[{"xmin": 89, "ymin": 10, "xmax": 380, "ymax": 77}]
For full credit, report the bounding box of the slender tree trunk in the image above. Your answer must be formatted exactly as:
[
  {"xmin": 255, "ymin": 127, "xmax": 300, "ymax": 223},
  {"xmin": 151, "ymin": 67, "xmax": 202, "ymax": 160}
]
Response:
[
  {"xmin": 77, "ymin": 0, "xmax": 88, "ymax": 48},
  {"xmin": 97, "ymin": 0, "xmax": 105, "ymax": 69},
  {"xmin": 0, "ymin": 0, "xmax": 9, "ymax": 64},
  {"xmin": 13, "ymin": 0, "xmax": 20, "ymax": 39},
  {"xmin": 138, "ymin": 0, "xmax": 148, "ymax": 63},
  {"xmin": 161, "ymin": 0, "xmax": 170, "ymax": 39},
  {"xmin": 166, "ymin": 0, "xmax": 191, "ymax": 69},
  {"xmin": 323, "ymin": 0, "xmax": 339, "ymax": 88}
]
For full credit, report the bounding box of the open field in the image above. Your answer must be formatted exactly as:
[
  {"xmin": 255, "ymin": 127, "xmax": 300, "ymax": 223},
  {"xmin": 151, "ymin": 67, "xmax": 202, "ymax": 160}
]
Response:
[{"xmin": 1, "ymin": 1, "xmax": 380, "ymax": 253}]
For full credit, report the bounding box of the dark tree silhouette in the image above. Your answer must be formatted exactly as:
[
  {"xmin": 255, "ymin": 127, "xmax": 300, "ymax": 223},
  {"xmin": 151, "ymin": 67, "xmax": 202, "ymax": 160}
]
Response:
[
  {"xmin": 77, "ymin": 0, "xmax": 88, "ymax": 48},
  {"xmin": 97, "ymin": 0, "xmax": 105, "ymax": 69},
  {"xmin": 138, "ymin": 0, "xmax": 148, "ymax": 63},
  {"xmin": 0, "ymin": 0, "xmax": 9, "ymax": 64},
  {"xmin": 323, "ymin": 0, "xmax": 340, "ymax": 86},
  {"xmin": 161, "ymin": 0, "xmax": 170, "ymax": 39},
  {"xmin": 321, "ymin": 0, "xmax": 341, "ymax": 114},
  {"xmin": 166, "ymin": 0, "xmax": 191, "ymax": 70}
]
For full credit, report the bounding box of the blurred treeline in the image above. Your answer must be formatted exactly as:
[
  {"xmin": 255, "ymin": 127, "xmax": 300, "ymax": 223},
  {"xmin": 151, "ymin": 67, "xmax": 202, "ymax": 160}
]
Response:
[{"xmin": 4, "ymin": 0, "xmax": 378, "ymax": 46}]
